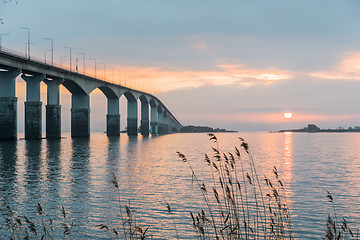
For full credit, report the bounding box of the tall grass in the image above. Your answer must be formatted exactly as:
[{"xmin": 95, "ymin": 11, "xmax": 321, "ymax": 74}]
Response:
[
  {"xmin": 0, "ymin": 200, "xmax": 73, "ymax": 240},
  {"xmin": 97, "ymin": 174, "xmax": 151, "ymax": 240},
  {"xmin": 176, "ymin": 133, "xmax": 293, "ymax": 239},
  {"xmin": 323, "ymin": 191, "xmax": 359, "ymax": 240}
]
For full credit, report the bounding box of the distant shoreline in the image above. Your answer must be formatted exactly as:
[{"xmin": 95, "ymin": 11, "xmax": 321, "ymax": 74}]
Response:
[
  {"xmin": 180, "ymin": 125, "xmax": 236, "ymax": 133},
  {"xmin": 279, "ymin": 124, "xmax": 360, "ymax": 133}
]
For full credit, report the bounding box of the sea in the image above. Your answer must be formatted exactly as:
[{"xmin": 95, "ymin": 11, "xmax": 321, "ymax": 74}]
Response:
[{"xmin": 0, "ymin": 132, "xmax": 360, "ymax": 239}]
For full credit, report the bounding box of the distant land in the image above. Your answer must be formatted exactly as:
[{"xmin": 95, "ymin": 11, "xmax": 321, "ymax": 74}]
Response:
[
  {"xmin": 180, "ymin": 125, "xmax": 236, "ymax": 133},
  {"xmin": 279, "ymin": 124, "xmax": 360, "ymax": 133}
]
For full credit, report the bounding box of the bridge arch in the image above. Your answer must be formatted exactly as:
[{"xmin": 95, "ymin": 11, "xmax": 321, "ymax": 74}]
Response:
[
  {"xmin": 61, "ymin": 79, "xmax": 91, "ymax": 137},
  {"xmin": 123, "ymin": 91, "xmax": 138, "ymax": 136},
  {"xmin": 157, "ymin": 106, "xmax": 165, "ymax": 134},
  {"xmin": 139, "ymin": 95, "xmax": 150, "ymax": 136},
  {"xmin": 97, "ymin": 85, "xmax": 122, "ymax": 136},
  {"xmin": 62, "ymin": 79, "xmax": 87, "ymax": 95},
  {"xmin": 148, "ymin": 99, "xmax": 158, "ymax": 134}
]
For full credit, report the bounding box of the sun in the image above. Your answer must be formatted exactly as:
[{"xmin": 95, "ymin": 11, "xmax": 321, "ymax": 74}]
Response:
[{"xmin": 283, "ymin": 112, "xmax": 293, "ymax": 119}]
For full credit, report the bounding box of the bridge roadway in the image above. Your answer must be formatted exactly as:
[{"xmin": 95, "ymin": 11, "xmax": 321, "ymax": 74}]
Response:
[{"xmin": 0, "ymin": 49, "xmax": 183, "ymax": 140}]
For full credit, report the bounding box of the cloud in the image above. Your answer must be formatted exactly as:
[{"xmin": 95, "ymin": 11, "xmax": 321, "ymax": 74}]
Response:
[
  {"xmin": 113, "ymin": 63, "xmax": 292, "ymax": 92},
  {"xmin": 310, "ymin": 52, "xmax": 360, "ymax": 80},
  {"xmin": 191, "ymin": 40, "xmax": 209, "ymax": 51}
]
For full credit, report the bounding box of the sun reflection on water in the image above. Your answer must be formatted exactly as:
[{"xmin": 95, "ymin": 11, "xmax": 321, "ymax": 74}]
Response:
[
  {"xmin": 283, "ymin": 132, "xmax": 294, "ymax": 216},
  {"xmin": 283, "ymin": 132, "xmax": 293, "ymax": 187}
]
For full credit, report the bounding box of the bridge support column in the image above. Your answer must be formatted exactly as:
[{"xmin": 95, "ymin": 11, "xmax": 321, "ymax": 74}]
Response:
[
  {"xmin": 22, "ymin": 74, "xmax": 45, "ymax": 140},
  {"xmin": 158, "ymin": 110, "xmax": 164, "ymax": 135},
  {"xmin": 140, "ymin": 101, "xmax": 149, "ymax": 137},
  {"xmin": 44, "ymin": 78, "xmax": 63, "ymax": 139},
  {"xmin": 0, "ymin": 69, "xmax": 20, "ymax": 140},
  {"xmin": 150, "ymin": 122, "xmax": 157, "ymax": 135},
  {"xmin": 163, "ymin": 115, "xmax": 169, "ymax": 134},
  {"xmin": 167, "ymin": 120, "xmax": 174, "ymax": 134},
  {"xmin": 107, "ymin": 98, "xmax": 120, "ymax": 136},
  {"xmin": 172, "ymin": 123, "xmax": 178, "ymax": 133},
  {"xmin": 150, "ymin": 105, "xmax": 158, "ymax": 135},
  {"xmin": 71, "ymin": 94, "xmax": 90, "ymax": 137},
  {"xmin": 127, "ymin": 100, "xmax": 138, "ymax": 136}
]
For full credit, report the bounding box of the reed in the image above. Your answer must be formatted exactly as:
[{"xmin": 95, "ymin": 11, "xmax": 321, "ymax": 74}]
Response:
[
  {"xmin": 0, "ymin": 200, "xmax": 73, "ymax": 240},
  {"xmin": 322, "ymin": 191, "xmax": 359, "ymax": 240},
  {"xmin": 177, "ymin": 133, "xmax": 293, "ymax": 239},
  {"xmin": 97, "ymin": 174, "xmax": 151, "ymax": 240}
]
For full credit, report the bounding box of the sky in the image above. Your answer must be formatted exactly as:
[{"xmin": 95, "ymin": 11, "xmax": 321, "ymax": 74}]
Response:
[{"xmin": 1, "ymin": 0, "xmax": 360, "ymax": 131}]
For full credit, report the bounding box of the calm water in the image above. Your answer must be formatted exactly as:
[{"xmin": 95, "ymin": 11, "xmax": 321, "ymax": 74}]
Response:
[{"xmin": 0, "ymin": 132, "xmax": 360, "ymax": 239}]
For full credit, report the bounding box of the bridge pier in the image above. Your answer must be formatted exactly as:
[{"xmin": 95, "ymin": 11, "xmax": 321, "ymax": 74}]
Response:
[
  {"xmin": 140, "ymin": 100, "xmax": 149, "ymax": 137},
  {"xmin": 44, "ymin": 78, "xmax": 63, "ymax": 139},
  {"xmin": 150, "ymin": 104, "xmax": 158, "ymax": 135},
  {"xmin": 167, "ymin": 119, "xmax": 173, "ymax": 134},
  {"xmin": 127, "ymin": 99, "xmax": 138, "ymax": 136},
  {"xmin": 171, "ymin": 123, "xmax": 178, "ymax": 133},
  {"xmin": 150, "ymin": 122, "xmax": 157, "ymax": 135},
  {"xmin": 107, "ymin": 98, "xmax": 120, "ymax": 136},
  {"xmin": 163, "ymin": 114, "xmax": 169, "ymax": 134},
  {"xmin": 22, "ymin": 74, "xmax": 45, "ymax": 139},
  {"xmin": 158, "ymin": 110, "xmax": 164, "ymax": 135},
  {"xmin": 71, "ymin": 94, "xmax": 90, "ymax": 137},
  {"xmin": 0, "ymin": 69, "xmax": 20, "ymax": 140}
]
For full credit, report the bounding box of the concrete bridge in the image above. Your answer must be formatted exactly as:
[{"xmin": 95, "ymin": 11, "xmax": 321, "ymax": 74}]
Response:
[{"xmin": 0, "ymin": 49, "xmax": 182, "ymax": 140}]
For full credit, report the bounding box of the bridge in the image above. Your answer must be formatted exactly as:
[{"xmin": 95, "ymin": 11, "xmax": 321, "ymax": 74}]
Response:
[{"xmin": 0, "ymin": 49, "xmax": 183, "ymax": 140}]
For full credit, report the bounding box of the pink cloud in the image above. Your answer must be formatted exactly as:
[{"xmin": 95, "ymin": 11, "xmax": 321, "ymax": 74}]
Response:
[
  {"xmin": 191, "ymin": 40, "xmax": 209, "ymax": 50},
  {"xmin": 310, "ymin": 52, "xmax": 360, "ymax": 80},
  {"xmin": 106, "ymin": 63, "xmax": 293, "ymax": 92}
]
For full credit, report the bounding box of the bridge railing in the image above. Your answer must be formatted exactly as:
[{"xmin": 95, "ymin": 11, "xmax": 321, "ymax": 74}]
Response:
[{"xmin": 0, "ymin": 46, "xmax": 153, "ymax": 93}]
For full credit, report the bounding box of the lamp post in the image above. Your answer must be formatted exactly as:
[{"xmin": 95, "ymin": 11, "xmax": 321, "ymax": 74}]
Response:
[
  {"xmin": 19, "ymin": 27, "xmax": 30, "ymax": 58},
  {"xmin": 44, "ymin": 38, "xmax": 53, "ymax": 65},
  {"xmin": 75, "ymin": 57, "xmax": 79, "ymax": 73},
  {"xmin": 109, "ymin": 67, "xmax": 114, "ymax": 83},
  {"xmin": 0, "ymin": 33, "xmax": 10, "ymax": 51},
  {"xmin": 90, "ymin": 57, "xmax": 97, "ymax": 78},
  {"xmin": 63, "ymin": 47, "xmax": 72, "ymax": 71},
  {"xmin": 44, "ymin": 50, "xmax": 52, "ymax": 64},
  {"xmin": 78, "ymin": 52, "xmax": 85, "ymax": 74},
  {"xmin": 61, "ymin": 56, "xmax": 68, "ymax": 68},
  {"xmin": 100, "ymin": 62, "xmax": 106, "ymax": 80}
]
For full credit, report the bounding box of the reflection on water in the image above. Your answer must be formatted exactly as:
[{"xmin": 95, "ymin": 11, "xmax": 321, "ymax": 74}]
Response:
[
  {"xmin": 283, "ymin": 132, "xmax": 293, "ymax": 192},
  {"xmin": 25, "ymin": 140, "xmax": 42, "ymax": 197},
  {"xmin": 0, "ymin": 141, "xmax": 17, "ymax": 197},
  {"xmin": 0, "ymin": 132, "xmax": 360, "ymax": 239}
]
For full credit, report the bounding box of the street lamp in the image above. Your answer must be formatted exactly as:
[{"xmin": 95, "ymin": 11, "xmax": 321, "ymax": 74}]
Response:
[
  {"xmin": 44, "ymin": 50, "xmax": 52, "ymax": 64},
  {"xmin": 78, "ymin": 52, "xmax": 85, "ymax": 74},
  {"xmin": 44, "ymin": 37, "xmax": 53, "ymax": 65},
  {"xmin": 61, "ymin": 56, "xmax": 68, "ymax": 68},
  {"xmin": 19, "ymin": 27, "xmax": 30, "ymax": 58},
  {"xmin": 89, "ymin": 57, "xmax": 97, "ymax": 78},
  {"xmin": 63, "ymin": 46, "xmax": 72, "ymax": 71},
  {"xmin": 109, "ymin": 66, "xmax": 114, "ymax": 83},
  {"xmin": 100, "ymin": 62, "xmax": 106, "ymax": 80},
  {"xmin": 0, "ymin": 33, "xmax": 10, "ymax": 51},
  {"xmin": 75, "ymin": 57, "xmax": 79, "ymax": 73}
]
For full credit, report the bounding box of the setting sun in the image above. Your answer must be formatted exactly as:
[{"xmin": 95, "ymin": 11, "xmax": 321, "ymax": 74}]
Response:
[{"xmin": 284, "ymin": 112, "xmax": 293, "ymax": 119}]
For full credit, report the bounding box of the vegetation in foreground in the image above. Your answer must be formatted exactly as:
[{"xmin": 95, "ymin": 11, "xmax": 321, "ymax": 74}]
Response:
[
  {"xmin": 176, "ymin": 134, "xmax": 293, "ymax": 239},
  {"xmin": 0, "ymin": 134, "xmax": 359, "ymax": 239}
]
